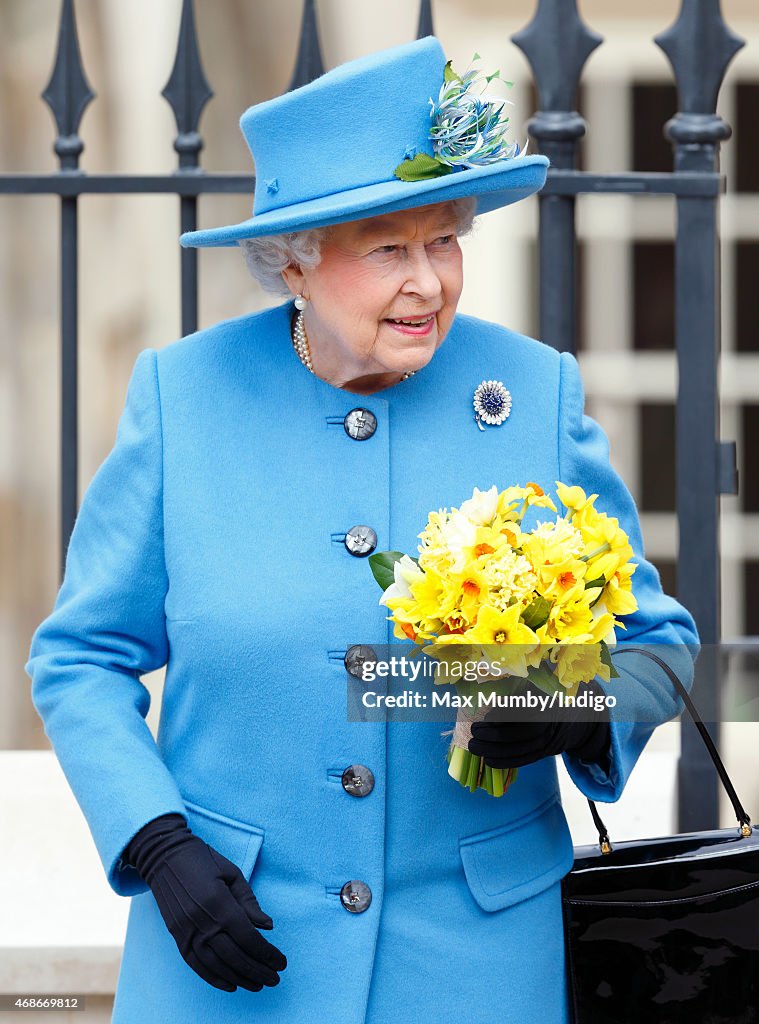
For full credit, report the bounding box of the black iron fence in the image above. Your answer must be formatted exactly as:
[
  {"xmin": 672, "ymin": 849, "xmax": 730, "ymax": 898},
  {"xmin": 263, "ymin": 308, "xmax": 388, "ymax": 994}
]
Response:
[{"xmin": 3, "ymin": 0, "xmax": 747, "ymax": 829}]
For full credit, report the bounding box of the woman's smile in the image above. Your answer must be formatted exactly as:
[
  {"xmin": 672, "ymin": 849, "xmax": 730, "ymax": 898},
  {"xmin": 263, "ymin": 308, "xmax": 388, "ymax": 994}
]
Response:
[{"xmin": 383, "ymin": 313, "xmax": 437, "ymax": 336}]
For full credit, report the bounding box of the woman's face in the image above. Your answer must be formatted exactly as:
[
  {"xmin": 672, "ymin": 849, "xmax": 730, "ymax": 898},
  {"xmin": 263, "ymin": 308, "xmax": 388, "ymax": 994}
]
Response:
[{"xmin": 282, "ymin": 201, "xmax": 465, "ymax": 393}]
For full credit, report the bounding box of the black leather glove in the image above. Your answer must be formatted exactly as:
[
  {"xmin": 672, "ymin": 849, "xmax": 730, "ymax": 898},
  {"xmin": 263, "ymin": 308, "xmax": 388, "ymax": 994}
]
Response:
[
  {"xmin": 123, "ymin": 812, "xmax": 287, "ymax": 993},
  {"xmin": 468, "ymin": 681, "xmax": 612, "ymax": 770}
]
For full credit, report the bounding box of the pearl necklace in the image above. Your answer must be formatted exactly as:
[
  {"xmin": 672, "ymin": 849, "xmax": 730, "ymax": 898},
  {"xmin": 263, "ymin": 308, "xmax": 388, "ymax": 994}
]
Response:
[{"xmin": 291, "ymin": 310, "xmax": 416, "ymax": 381}]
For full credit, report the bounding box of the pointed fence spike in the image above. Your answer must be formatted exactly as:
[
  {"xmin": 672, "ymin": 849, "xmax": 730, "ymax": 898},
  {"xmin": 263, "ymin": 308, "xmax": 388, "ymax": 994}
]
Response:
[
  {"xmin": 417, "ymin": 0, "xmax": 434, "ymax": 39},
  {"xmin": 41, "ymin": 0, "xmax": 96, "ymax": 168},
  {"xmin": 288, "ymin": 0, "xmax": 325, "ymax": 92},
  {"xmin": 512, "ymin": 0, "xmax": 602, "ymax": 111},
  {"xmin": 161, "ymin": 0, "xmax": 213, "ymax": 165},
  {"xmin": 654, "ymin": 0, "xmax": 744, "ymax": 114}
]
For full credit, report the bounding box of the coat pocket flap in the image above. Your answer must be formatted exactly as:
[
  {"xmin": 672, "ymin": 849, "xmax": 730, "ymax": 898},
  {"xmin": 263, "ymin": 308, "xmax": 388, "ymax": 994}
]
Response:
[
  {"xmin": 183, "ymin": 798, "xmax": 265, "ymax": 882},
  {"xmin": 459, "ymin": 796, "xmax": 574, "ymax": 912}
]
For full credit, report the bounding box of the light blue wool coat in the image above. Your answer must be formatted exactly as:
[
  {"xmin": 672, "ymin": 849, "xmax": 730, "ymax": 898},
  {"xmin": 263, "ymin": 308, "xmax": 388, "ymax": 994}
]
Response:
[{"xmin": 26, "ymin": 300, "xmax": 699, "ymax": 1024}]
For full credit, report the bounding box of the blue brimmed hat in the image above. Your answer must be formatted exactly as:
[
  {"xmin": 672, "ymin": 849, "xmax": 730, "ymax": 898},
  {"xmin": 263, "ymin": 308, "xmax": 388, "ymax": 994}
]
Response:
[{"xmin": 179, "ymin": 36, "xmax": 549, "ymax": 248}]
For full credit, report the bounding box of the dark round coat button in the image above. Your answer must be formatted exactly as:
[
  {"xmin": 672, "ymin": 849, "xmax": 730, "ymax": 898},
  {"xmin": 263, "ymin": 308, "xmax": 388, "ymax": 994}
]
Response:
[
  {"xmin": 344, "ymin": 525, "xmax": 377, "ymax": 557},
  {"xmin": 344, "ymin": 644, "xmax": 377, "ymax": 678},
  {"xmin": 341, "ymin": 764, "xmax": 375, "ymax": 797},
  {"xmin": 340, "ymin": 880, "xmax": 372, "ymax": 913},
  {"xmin": 343, "ymin": 408, "xmax": 377, "ymax": 441}
]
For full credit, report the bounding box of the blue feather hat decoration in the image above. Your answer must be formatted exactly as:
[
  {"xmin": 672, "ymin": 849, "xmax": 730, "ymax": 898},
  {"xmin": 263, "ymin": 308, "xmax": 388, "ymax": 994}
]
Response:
[{"xmin": 179, "ymin": 36, "xmax": 548, "ymax": 248}]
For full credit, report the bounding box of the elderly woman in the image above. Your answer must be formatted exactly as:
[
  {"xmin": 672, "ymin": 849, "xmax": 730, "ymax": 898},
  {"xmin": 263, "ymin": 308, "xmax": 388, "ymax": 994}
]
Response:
[{"xmin": 25, "ymin": 36, "xmax": 698, "ymax": 1024}]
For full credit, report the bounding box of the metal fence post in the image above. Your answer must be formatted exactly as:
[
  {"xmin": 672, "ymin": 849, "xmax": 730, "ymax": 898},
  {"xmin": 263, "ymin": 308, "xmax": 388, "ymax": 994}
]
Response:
[
  {"xmin": 513, "ymin": 0, "xmax": 602, "ymax": 355},
  {"xmin": 41, "ymin": 0, "xmax": 94, "ymax": 580},
  {"xmin": 656, "ymin": 0, "xmax": 743, "ymax": 830}
]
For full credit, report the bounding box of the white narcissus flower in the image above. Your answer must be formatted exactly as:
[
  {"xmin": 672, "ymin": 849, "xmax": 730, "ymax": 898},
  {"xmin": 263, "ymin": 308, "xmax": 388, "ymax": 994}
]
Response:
[
  {"xmin": 379, "ymin": 554, "xmax": 424, "ymax": 607},
  {"xmin": 458, "ymin": 485, "xmax": 499, "ymax": 526},
  {"xmin": 442, "ymin": 510, "xmax": 478, "ymax": 573}
]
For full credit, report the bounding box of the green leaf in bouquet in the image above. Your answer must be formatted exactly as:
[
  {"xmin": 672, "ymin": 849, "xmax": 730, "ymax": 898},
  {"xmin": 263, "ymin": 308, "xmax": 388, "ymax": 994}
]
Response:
[
  {"xmin": 455, "ymin": 678, "xmax": 483, "ymax": 706},
  {"xmin": 584, "ymin": 574, "xmax": 606, "ymax": 607},
  {"xmin": 600, "ymin": 640, "xmax": 620, "ymax": 678},
  {"xmin": 584, "ymin": 574, "xmax": 605, "ymax": 591},
  {"xmin": 521, "ymin": 596, "xmax": 551, "ymax": 630},
  {"xmin": 526, "ymin": 661, "xmax": 562, "ymax": 696},
  {"xmin": 368, "ymin": 550, "xmax": 411, "ymax": 591},
  {"xmin": 474, "ymin": 671, "xmax": 518, "ymax": 708}
]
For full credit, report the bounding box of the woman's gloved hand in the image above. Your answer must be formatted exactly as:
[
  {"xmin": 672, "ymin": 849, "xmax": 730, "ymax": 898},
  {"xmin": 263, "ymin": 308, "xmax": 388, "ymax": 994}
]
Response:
[
  {"xmin": 467, "ymin": 681, "xmax": 612, "ymax": 770},
  {"xmin": 123, "ymin": 812, "xmax": 287, "ymax": 993}
]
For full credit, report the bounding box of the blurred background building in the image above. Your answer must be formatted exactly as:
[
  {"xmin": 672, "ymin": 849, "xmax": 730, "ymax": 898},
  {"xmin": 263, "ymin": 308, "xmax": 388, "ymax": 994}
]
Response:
[{"xmin": 2, "ymin": 0, "xmax": 758, "ymax": 1018}]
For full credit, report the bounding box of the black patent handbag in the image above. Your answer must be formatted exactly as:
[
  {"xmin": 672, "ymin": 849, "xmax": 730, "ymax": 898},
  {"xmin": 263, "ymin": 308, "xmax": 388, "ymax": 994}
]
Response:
[{"xmin": 561, "ymin": 646, "xmax": 759, "ymax": 1024}]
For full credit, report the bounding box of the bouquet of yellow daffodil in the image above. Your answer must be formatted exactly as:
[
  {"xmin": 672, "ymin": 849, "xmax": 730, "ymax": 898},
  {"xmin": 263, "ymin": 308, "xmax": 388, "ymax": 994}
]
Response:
[{"xmin": 368, "ymin": 482, "xmax": 639, "ymax": 797}]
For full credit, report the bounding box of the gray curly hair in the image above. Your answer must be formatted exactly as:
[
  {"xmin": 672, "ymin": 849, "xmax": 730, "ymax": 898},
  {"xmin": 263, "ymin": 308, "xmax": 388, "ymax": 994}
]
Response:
[{"xmin": 238, "ymin": 196, "xmax": 478, "ymax": 297}]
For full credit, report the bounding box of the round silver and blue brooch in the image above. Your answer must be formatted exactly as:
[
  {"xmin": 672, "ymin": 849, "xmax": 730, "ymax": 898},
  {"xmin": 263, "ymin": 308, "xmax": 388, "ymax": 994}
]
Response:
[{"xmin": 473, "ymin": 379, "xmax": 512, "ymax": 430}]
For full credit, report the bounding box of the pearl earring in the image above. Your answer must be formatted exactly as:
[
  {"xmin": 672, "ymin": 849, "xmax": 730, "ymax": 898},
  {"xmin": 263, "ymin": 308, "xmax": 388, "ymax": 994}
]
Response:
[{"xmin": 294, "ymin": 294, "xmax": 307, "ymax": 311}]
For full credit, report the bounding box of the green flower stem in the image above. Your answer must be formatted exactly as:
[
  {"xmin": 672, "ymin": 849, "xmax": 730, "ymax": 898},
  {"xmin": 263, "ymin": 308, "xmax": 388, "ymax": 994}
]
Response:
[
  {"xmin": 581, "ymin": 541, "xmax": 611, "ymax": 562},
  {"xmin": 446, "ymin": 741, "xmax": 518, "ymax": 797},
  {"xmin": 467, "ymin": 751, "xmax": 480, "ymax": 791},
  {"xmin": 447, "ymin": 742, "xmax": 467, "ymax": 781},
  {"xmin": 472, "ymin": 754, "xmax": 484, "ymax": 793}
]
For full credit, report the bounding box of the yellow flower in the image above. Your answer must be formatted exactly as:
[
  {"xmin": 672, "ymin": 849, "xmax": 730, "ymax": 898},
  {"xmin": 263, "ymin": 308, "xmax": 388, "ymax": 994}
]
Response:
[
  {"xmin": 460, "ymin": 568, "xmax": 490, "ymax": 621},
  {"xmin": 548, "ymin": 594, "xmax": 596, "ymax": 641},
  {"xmin": 407, "ymin": 566, "xmax": 456, "ymax": 623},
  {"xmin": 525, "ymin": 622, "xmax": 552, "ymax": 668},
  {"xmin": 496, "ymin": 485, "xmax": 529, "ymax": 518},
  {"xmin": 417, "ymin": 509, "xmax": 456, "ymax": 574},
  {"xmin": 481, "ymin": 549, "xmax": 538, "ymax": 611},
  {"xmin": 546, "ymin": 515, "xmax": 586, "ymax": 554},
  {"xmin": 382, "ymin": 563, "xmax": 455, "ymax": 641},
  {"xmin": 496, "ymin": 520, "xmax": 522, "ymax": 548},
  {"xmin": 542, "ymin": 560, "xmax": 588, "ymax": 602},
  {"xmin": 467, "ymin": 603, "xmax": 540, "ymax": 677},
  {"xmin": 458, "ymin": 524, "xmax": 513, "ymax": 569},
  {"xmin": 587, "ymin": 606, "xmax": 615, "ymax": 644},
  {"xmin": 604, "ymin": 562, "xmax": 638, "ymax": 615},
  {"xmin": 565, "ymin": 496, "xmax": 634, "ymax": 584},
  {"xmin": 524, "ymin": 481, "xmax": 557, "ymax": 512},
  {"xmin": 583, "ymin": 514, "xmax": 634, "ymax": 582},
  {"xmin": 601, "ymin": 514, "xmax": 634, "ymax": 561},
  {"xmin": 522, "ymin": 517, "xmax": 585, "ymax": 582},
  {"xmin": 497, "ymin": 484, "xmax": 556, "ymax": 520},
  {"xmin": 383, "ymin": 597, "xmax": 426, "ymax": 642},
  {"xmin": 555, "ymin": 481, "xmax": 598, "ymax": 513},
  {"xmin": 551, "ymin": 643, "xmax": 611, "ymax": 688}
]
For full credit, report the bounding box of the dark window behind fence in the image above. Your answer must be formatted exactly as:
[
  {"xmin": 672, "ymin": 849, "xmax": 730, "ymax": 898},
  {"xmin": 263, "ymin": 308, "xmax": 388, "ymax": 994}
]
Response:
[{"xmin": 3, "ymin": 0, "xmax": 748, "ymax": 830}]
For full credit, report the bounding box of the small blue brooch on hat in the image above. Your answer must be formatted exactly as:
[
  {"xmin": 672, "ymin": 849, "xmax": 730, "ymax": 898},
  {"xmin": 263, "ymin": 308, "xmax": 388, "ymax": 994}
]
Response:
[{"xmin": 473, "ymin": 380, "xmax": 512, "ymax": 430}]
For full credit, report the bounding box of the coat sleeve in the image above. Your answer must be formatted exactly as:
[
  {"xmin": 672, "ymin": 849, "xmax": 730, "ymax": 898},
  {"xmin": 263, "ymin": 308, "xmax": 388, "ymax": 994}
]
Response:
[
  {"xmin": 24, "ymin": 348, "xmax": 188, "ymax": 896},
  {"xmin": 557, "ymin": 350, "xmax": 701, "ymax": 803}
]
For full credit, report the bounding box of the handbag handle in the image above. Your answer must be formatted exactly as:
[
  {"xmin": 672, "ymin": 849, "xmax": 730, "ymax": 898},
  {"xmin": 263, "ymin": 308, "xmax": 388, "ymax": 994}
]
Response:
[{"xmin": 586, "ymin": 645, "xmax": 752, "ymax": 853}]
